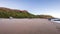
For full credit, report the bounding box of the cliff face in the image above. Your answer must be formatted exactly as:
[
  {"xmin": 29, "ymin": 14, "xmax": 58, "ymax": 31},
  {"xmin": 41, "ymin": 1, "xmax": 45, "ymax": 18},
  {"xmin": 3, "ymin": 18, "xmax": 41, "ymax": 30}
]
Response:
[
  {"xmin": 0, "ymin": 7, "xmax": 54, "ymax": 18},
  {"xmin": 0, "ymin": 7, "xmax": 28, "ymax": 12},
  {"xmin": 0, "ymin": 7, "xmax": 34, "ymax": 18}
]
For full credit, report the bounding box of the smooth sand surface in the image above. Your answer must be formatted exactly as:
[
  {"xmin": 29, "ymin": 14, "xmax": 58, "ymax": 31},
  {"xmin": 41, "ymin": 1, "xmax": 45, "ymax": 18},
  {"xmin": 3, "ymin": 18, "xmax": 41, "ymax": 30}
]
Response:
[{"xmin": 0, "ymin": 19, "xmax": 59, "ymax": 34}]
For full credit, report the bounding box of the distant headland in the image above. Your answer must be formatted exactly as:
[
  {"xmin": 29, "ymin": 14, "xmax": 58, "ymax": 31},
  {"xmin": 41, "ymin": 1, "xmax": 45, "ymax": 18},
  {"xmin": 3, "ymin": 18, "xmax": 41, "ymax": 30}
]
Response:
[{"xmin": 0, "ymin": 7, "xmax": 54, "ymax": 19}]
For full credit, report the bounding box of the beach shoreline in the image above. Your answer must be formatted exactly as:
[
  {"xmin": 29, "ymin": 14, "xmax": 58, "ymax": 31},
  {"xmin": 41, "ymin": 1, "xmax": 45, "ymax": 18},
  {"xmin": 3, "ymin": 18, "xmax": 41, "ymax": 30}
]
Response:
[{"xmin": 0, "ymin": 19, "xmax": 59, "ymax": 34}]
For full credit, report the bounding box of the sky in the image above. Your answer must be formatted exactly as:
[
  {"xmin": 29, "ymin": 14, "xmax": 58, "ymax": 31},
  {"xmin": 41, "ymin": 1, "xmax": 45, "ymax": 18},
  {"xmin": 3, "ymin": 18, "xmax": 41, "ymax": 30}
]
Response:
[{"xmin": 0, "ymin": 0, "xmax": 60, "ymax": 18}]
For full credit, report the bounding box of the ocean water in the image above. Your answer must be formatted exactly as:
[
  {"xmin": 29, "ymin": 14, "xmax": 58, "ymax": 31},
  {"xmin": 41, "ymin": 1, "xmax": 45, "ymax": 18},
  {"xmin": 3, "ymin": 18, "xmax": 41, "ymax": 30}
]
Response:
[
  {"xmin": 53, "ymin": 21, "xmax": 60, "ymax": 23},
  {"xmin": 51, "ymin": 20, "xmax": 60, "ymax": 23}
]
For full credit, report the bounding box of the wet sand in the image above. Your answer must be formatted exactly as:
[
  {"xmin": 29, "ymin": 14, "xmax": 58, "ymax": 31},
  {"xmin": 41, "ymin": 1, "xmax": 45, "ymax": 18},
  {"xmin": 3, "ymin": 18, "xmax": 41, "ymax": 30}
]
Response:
[{"xmin": 0, "ymin": 19, "xmax": 59, "ymax": 34}]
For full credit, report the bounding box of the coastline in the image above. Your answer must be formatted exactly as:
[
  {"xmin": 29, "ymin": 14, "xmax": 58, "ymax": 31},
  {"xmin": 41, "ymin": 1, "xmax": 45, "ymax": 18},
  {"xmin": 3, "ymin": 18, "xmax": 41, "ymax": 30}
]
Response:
[{"xmin": 0, "ymin": 19, "xmax": 59, "ymax": 34}]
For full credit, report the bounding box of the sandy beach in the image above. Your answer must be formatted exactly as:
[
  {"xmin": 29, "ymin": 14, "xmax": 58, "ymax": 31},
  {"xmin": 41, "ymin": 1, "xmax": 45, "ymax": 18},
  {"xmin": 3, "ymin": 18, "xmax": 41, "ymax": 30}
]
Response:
[{"xmin": 0, "ymin": 19, "xmax": 60, "ymax": 34}]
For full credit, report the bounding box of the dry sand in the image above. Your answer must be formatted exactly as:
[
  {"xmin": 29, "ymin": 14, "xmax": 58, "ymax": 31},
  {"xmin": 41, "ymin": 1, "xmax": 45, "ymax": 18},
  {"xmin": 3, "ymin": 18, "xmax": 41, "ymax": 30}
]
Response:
[{"xmin": 0, "ymin": 19, "xmax": 59, "ymax": 34}]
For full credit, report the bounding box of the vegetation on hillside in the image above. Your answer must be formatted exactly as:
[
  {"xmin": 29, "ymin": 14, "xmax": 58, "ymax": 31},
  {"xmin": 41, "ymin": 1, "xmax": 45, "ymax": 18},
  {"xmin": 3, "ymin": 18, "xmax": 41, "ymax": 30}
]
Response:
[
  {"xmin": 0, "ymin": 7, "xmax": 54, "ymax": 19},
  {"xmin": 36, "ymin": 15, "xmax": 54, "ymax": 19}
]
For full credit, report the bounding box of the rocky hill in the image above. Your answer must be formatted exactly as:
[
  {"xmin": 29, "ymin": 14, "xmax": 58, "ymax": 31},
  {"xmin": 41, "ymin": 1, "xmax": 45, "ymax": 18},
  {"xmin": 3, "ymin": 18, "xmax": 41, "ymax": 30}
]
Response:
[{"xmin": 0, "ymin": 7, "xmax": 54, "ymax": 18}]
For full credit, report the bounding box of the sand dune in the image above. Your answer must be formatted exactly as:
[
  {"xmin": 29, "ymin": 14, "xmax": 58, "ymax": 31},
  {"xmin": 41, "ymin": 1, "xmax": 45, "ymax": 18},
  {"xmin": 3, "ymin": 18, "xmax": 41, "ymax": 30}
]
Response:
[{"xmin": 0, "ymin": 19, "xmax": 59, "ymax": 34}]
